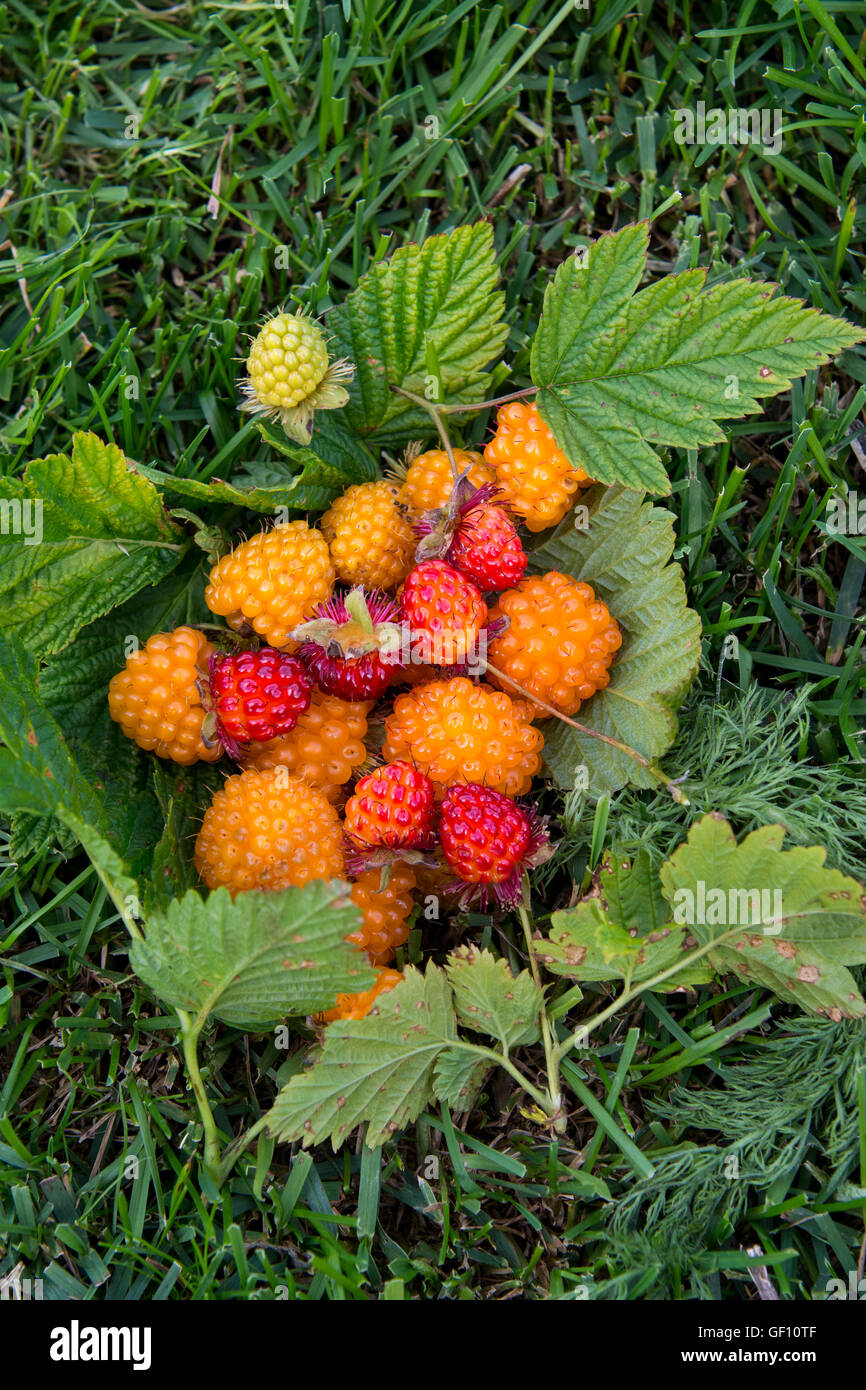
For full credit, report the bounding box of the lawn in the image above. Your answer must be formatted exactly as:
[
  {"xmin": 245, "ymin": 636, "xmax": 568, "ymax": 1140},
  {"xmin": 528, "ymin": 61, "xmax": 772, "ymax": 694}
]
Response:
[{"xmin": 1, "ymin": 0, "xmax": 865, "ymax": 1304}]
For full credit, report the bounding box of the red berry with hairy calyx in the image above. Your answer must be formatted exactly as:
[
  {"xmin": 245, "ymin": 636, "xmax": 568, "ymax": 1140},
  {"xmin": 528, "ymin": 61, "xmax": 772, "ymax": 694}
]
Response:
[
  {"xmin": 209, "ymin": 648, "xmax": 312, "ymax": 750},
  {"xmin": 399, "ymin": 559, "xmax": 487, "ymax": 667},
  {"xmin": 413, "ymin": 475, "xmax": 527, "ymax": 593},
  {"xmin": 293, "ymin": 587, "xmax": 404, "ymax": 701},
  {"xmin": 345, "ymin": 760, "xmax": 437, "ymax": 851},
  {"xmin": 439, "ymin": 783, "xmax": 551, "ymax": 907},
  {"xmin": 448, "ymin": 499, "xmax": 526, "ymax": 591}
]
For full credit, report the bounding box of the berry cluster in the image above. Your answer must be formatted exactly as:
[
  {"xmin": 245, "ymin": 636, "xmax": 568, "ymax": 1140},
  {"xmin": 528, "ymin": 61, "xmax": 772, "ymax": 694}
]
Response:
[{"xmin": 108, "ymin": 316, "xmax": 621, "ymax": 1024}]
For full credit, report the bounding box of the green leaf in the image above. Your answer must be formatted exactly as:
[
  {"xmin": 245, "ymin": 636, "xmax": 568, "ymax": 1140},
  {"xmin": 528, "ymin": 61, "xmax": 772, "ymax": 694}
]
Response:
[
  {"xmin": 0, "ymin": 629, "xmax": 107, "ymax": 833},
  {"xmin": 529, "ymin": 484, "xmax": 701, "ymax": 795},
  {"xmin": 542, "ymin": 898, "xmax": 700, "ymax": 990},
  {"xmin": 12, "ymin": 555, "xmax": 212, "ymax": 872},
  {"xmin": 432, "ymin": 1048, "xmax": 490, "ymax": 1111},
  {"xmin": 0, "ymin": 629, "xmax": 139, "ymax": 915},
  {"xmin": 330, "ymin": 223, "xmax": 509, "ymax": 439},
  {"xmin": 0, "ymin": 432, "xmax": 185, "ymax": 656},
  {"xmin": 531, "ymin": 222, "xmax": 864, "ymax": 493},
  {"xmin": 266, "ymin": 964, "xmax": 458, "ymax": 1148},
  {"xmin": 444, "ymin": 946, "xmax": 542, "ymax": 1049},
  {"xmin": 659, "ymin": 814, "xmax": 866, "ymax": 1019},
  {"xmin": 130, "ymin": 881, "xmax": 375, "ymax": 1028}
]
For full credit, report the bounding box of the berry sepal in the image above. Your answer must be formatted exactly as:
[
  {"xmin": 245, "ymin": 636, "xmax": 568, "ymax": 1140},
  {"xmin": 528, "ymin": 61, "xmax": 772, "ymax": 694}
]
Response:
[{"xmin": 293, "ymin": 587, "xmax": 405, "ymax": 700}]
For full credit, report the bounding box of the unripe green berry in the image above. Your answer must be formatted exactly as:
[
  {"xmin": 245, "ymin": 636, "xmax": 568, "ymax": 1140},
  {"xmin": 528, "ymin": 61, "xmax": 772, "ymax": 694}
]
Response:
[{"xmin": 246, "ymin": 312, "xmax": 329, "ymax": 409}]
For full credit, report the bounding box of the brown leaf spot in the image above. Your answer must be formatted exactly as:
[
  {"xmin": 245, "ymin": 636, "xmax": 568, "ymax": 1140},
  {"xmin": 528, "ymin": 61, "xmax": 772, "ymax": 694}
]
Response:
[
  {"xmin": 773, "ymin": 939, "xmax": 796, "ymax": 959},
  {"xmin": 336, "ymin": 1096, "xmax": 346, "ymax": 1109},
  {"xmin": 748, "ymin": 934, "xmax": 763, "ymax": 948},
  {"xmin": 828, "ymin": 1008, "xmax": 842, "ymax": 1023},
  {"xmin": 27, "ymin": 728, "xmax": 38, "ymax": 746},
  {"xmin": 565, "ymin": 945, "xmax": 587, "ymax": 967},
  {"xmin": 759, "ymin": 366, "xmax": 772, "ymax": 378},
  {"xmin": 797, "ymin": 965, "xmax": 820, "ymax": 982}
]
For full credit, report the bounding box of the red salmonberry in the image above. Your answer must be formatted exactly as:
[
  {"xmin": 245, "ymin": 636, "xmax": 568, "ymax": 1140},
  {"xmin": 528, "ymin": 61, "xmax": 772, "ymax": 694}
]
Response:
[
  {"xmin": 439, "ymin": 783, "xmax": 551, "ymax": 907},
  {"xmin": 344, "ymin": 761, "xmax": 437, "ymax": 851},
  {"xmin": 293, "ymin": 588, "xmax": 404, "ymax": 701},
  {"xmin": 209, "ymin": 648, "xmax": 312, "ymax": 751},
  {"xmin": 399, "ymin": 559, "xmax": 487, "ymax": 667}
]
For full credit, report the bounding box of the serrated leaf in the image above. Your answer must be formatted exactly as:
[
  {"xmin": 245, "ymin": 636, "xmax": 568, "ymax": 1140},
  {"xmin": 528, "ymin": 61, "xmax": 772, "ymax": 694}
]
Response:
[
  {"xmin": 445, "ymin": 946, "xmax": 542, "ymax": 1049},
  {"xmin": 597, "ymin": 849, "xmax": 669, "ymax": 937},
  {"xmin": 658, "ymin": 814, "xmax": 866, "ymax": 1019},
  {"xmin": 0, "ymin": 629, "xmax": 108, "ymax": 832},
  {"xmin": 330, "ymin": 223, "xmax": 509, "ymax": 439},
  {"xmin": 529, "ymin": 484, "xmax": 701, "ymax": 795},
  {"xmin": 266, "ymin": 964, "xmax": 458, "ymax": 1149},
  {"xmin": 532, "ymin": 222, "xmax": 864, "ymax": 493},
  {"xmin": 432, "ymin": 1049, "xmax": 490, "ymax": 1111},
  {"xmin": 542, "ymin": 898, "xmax": 699, "ymax": 989},
  {"xmin": 17, "ymin": 555, "xmax": 212, "ymax": 872},
  {"xmin": 0, "ymin": 432, "xmax": 185, "ymax": 656},
  {"xmin": 0, "ymin": 630, "xmax": 139, "ymax": 913},
  {"xmin": 130, "ymin": 881, "xmax": 374, "ymax": 1027}
]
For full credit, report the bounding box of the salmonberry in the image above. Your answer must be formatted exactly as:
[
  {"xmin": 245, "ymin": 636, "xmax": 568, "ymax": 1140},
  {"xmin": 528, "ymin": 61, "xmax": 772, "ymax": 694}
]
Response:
[
  {"xmin": 344, "ymin": 761, "xmax": 437, "ymax": 850},
  {"xmin": 321, "ymin": 481, "xmax": 415, "ymax": 592},
  {"xmin": 240, "ymin": 310, "xmax": 353, "ymax": 443},
  {"xmin": 347, "ymin": 864, "xmax": 417, "ymax": 966},
  {"xmin": 488, "ymin": 571, "xmax": 622, "ymax": 716},
  {"xmin": 205, "ymin": 521, "xmax": 334, "ymax": 650},
  {"xmin": 398, "ymin": 449, "xmax": 493, "ymax": 514},
  {"xmin": 209, "ymin": 648, "xmax": 312, "ymax": 750},
  {"xmin": 399, "ymin": 560, "xmax": 487, "ymax": 667},
  {"xmin": 318, "ymin": 968, "xmax": 403, "ymax": 1024},
  {"xmin": 446, "ymin": 497, "xmax": 527, "ymax": 592},
  {"xmin": 412, "ymin": 474, "xmax": 527, "ymax": 594},
  {"xmin": 242, "ymin": 690, "xmax": 371, "ymax": 803},
  {"xmin": 383, "ymin": 677, "xmax": 543, "ymax": 797},
  {"xmin": 484, "ymin": 401, "xmax": 590, "ymax": 531},
  {"xmin": 294, "ymin": 588, "xmax": 403, "ymax": 701},
  {"xmin": 439, "ymin": 784, "xmax": 550, "ymax": 907},
  {"xmin": 194, "ymin": 768, "xmax": 344, "ymax": 895},
  {"xmin": 108, "ymin": 626, "xmax": 221, "ymax": 766}
]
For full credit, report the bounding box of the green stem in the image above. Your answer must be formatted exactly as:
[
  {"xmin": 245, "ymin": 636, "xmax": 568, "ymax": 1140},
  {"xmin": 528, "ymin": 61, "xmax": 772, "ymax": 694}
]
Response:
[
  {"xmin": 391, "ymin": 386, "xmax": 459, "ymax": 478},
  {"xmin": 485, "ymin": 661, "xmax": 689, "ymax": 806},
  {"xmin": 517, "ymin": 887, "xmax": 566, "ymax": 1134},
  {"xmin": 178, "ymin": 1010, "xmax": 222, "ymax": 1180},
  {"xmin": 212, "ymin": 1115, "xmax": 270, "ymax": 1187},
  {"xmin": 553, "ymin": 930, "xmax": 739, "ymax": 1066},
  {"xmin": 454, "ymin": 1039, "xmax": 554, "ymax": 1115}
]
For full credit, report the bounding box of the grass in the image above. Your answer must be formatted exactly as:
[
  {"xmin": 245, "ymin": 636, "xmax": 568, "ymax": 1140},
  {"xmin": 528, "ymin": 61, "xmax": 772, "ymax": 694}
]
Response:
[{"xmin": 1, "ymin": 0, "xmax": 865, "ymax": 1300}]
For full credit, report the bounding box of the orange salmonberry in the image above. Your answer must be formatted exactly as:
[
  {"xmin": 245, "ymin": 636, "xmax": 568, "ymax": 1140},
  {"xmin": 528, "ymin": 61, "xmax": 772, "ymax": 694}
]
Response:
[
  {"xmin": 347, "ymin": 864, "xmax": 417, "ymax": 967},
  {"xmin": 107, "ymin": 626, "xmax": 221, "ymax": 766},
  {"xmin": 321, "ymin": 481, "xmax": 415, "ymax": 591},
  {"xmin": 483, "ymin": 401, "xmax": 589, "ymax": 531},
  {"xmin": 383, "ymin": 676, "xmax": 543, "ymax": 797},
  {"xmin": 193, "ymin": 768, "xmax": 344, "ymax": 895},
  {"xmin": 241, "ymin": 690, "xmax": 372, "ymax": 803},
  {"xmin": 205, "ymin": 521, "xmax": 334, "ymax": 649},
  {"xmin": 487, "ymin": 571, "xmax": 622, "ymax": 716},
  {"xmin": 318, "ymin": 968, "xmax": 403, "ymax": 1023},
  {"xmin": 398, "ymin": 448, "xmax": 494, "ymax": 514}
]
